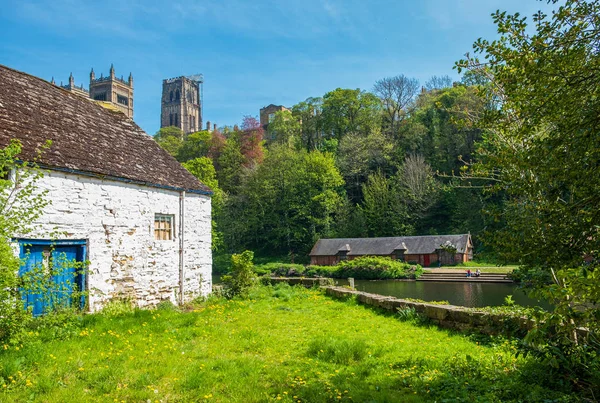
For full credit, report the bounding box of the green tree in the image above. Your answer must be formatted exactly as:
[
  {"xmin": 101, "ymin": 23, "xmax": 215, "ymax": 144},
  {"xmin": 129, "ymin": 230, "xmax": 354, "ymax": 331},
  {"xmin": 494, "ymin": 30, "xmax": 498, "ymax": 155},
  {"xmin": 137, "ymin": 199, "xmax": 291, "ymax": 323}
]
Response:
[
  {"xmin": 154, "ymin": 126, "xmax": 184, "ymax": 157},
  {"xmin": 358, "ymin": 171, "xmax": 412, "ymax": 237},
  {"xmin": 176, "ymin": 130, "xmax": 212, "ymax": 162},
  {"xmin": 183, "ymin": 157, "xmax": 225, "ymax": 250},
  {"xmin": 457, "ymin": 0, "xmax": 600, "ymax": 393},
  {"xmin": 337, "ymin": 130, "xmax": 395, "ymax": 202},
  {"xmin": 292, "ymin": 97, "xmax": 324, "ymax": 151},
  {"xmin": 221, "ymin": 145, "xmax": 344, "ymax": 256},
  {"xmin": 217, "ymin": 134, "xmax": 245, "ymax": 195},
  {"xmin": 0, "ymin": 140, "xmax": 51, "ymax": 342},
  {"xmin": 321, "ymin": 88, "xmax": 381, "ymax": 141},
  {"xmin": 266, "ymin": 109, "xmax": 301, "ymax": 147}
]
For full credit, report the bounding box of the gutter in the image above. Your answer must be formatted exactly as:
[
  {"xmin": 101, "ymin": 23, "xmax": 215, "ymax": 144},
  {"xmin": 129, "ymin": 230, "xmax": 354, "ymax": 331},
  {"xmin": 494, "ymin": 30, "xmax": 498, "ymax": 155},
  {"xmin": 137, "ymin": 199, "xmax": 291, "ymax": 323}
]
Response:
[{"xmin": 179, "ymin": 191, "xmax": 185, "ymax": 305}]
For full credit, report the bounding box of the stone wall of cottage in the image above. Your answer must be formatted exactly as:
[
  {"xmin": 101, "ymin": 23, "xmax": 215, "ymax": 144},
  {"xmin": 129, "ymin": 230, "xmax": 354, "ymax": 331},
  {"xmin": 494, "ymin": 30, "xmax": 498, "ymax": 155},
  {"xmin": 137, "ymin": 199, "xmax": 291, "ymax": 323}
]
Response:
[{"xmin": 17, "ymin": 170, "xmax": 212, "ymax": 311}]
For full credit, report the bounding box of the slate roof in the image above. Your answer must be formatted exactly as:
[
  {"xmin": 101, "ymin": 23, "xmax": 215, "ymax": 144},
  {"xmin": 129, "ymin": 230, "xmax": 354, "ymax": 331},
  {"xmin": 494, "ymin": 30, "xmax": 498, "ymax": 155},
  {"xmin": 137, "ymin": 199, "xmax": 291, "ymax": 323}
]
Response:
[
  {"xmin": 0, "ymin": 64, "xmax": 211, "ymax": 195},
  {"xmin": 309, "ymin": 234, "xmax": 471, "ymax": 256}
]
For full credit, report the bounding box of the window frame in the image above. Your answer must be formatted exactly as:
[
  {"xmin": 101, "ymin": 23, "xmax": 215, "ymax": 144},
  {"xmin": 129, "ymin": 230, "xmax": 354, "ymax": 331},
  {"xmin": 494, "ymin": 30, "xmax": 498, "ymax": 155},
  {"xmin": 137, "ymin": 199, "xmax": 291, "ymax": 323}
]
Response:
[{"xmin": 154, "ymin": 214, "xmax": 175, "ymax": 241}]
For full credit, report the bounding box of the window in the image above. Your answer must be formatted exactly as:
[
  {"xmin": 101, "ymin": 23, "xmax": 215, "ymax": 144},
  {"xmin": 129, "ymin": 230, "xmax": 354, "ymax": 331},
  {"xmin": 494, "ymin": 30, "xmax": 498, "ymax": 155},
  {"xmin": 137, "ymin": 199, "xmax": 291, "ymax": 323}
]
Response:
[
  {"xmin": 117, "ymin": 94, "xmax": 129, "ymax": 106},
  {"xmin": 94, "ymin": 92, "xmax": 107, "ymax": 101},
  {"xmin": 174, "ymin": 113, "xmax": 179, "ymax": 127},
  {"xmin": 268, "ymin": 113, "xmax": 275, "ymax": 122},
  {"xmin": 169, "ymin": 113, "xmax": 173, "ymax": 126},
  {"xmin": 175, "ymin": 89, "xmax": 180, "ymax": 101},
  {"xmin": 190, "ymin": 116, "xmax": 194, "ymax": 131},
  {"xmin": 154, "ymin": 214, "xmax": 174, "ymax": 240}
]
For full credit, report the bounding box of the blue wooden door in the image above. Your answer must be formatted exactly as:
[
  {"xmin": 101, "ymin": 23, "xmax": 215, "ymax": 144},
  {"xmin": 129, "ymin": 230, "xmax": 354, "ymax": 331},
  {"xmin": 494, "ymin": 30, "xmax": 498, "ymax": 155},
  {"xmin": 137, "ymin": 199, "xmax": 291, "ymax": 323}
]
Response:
[{"xmin": 18, "ymin": 241, "xmax": 86, "ymax": 316}]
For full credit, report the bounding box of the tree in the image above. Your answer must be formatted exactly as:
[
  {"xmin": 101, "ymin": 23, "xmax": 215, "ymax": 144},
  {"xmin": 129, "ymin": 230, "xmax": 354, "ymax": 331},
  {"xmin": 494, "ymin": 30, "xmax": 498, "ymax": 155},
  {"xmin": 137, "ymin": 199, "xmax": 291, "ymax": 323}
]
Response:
[
  {"xmin": 292, "ymin": 97, "xmax": 324, "ymax": 151},
  {"xmin": 176, "ymin": 130, "xmax": 212, "ymax": 162},
  {"xmin": 239, "ymin": 116, "xmax": 265, "ymax": 167},
  {"xmin": 321, "ymin": 88, "xmax": 381, "ymax": 141},
  {"xmin": 183, "ymin": 157, "xmax": 224, "ymax": 251},
  {"xmin": 266, "ymin": 109, "xmax": 301, "ymax": 147},
  {"xmin": 154, "ymin": 126, "xmax": 184, "ymax": 157},
  {"xmin": 424, "ymin": 75, "xmax": 453, "ymax": 91},
  {"xmin": 221, "ymin": 145, "xmax": 344, "ymax": 256},
  {"xmin": 373, "ymin": 75, "xmax": 419, "ymax": 137},
  {"xmin": 217, "ymin": 134, "xmax": 245, "ymax": 195},
  {"xmin": 0, "ymin": 140, "xmax": 51, "ymax": 342},
  {"xmin": 336, "ymin": 130, "xmax": 395, "ymax": 202},
  {"xmin": 456, "ymin": 0, "xmax": 600, "ymax": 393},
  {"xmin": 358, "ymin": 171, "xmax": 412, "ymax": 237}
]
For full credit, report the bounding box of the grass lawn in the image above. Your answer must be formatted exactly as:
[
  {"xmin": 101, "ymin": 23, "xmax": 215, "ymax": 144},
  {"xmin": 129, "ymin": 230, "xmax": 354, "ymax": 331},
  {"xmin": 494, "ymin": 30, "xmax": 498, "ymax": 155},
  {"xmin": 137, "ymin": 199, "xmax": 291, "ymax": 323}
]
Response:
[{"xmin": 0, "ymin": 285, "xmax": 575, "ymax": 402}]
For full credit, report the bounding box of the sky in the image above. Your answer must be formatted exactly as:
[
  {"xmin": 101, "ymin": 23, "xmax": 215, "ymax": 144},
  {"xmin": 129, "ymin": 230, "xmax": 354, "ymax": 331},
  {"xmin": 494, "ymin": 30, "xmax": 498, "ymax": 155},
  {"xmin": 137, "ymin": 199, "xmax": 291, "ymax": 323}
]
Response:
[{"xmin": 0, "ymin": 0, "xmax": 553, "ymax": 135}]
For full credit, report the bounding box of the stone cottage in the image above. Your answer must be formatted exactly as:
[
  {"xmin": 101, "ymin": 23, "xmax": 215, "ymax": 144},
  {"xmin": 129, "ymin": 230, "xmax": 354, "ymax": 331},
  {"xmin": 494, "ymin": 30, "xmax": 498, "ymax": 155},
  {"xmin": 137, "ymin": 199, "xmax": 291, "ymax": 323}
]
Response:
[{"xmin": 0, "ymin": 64, "xmax": 212, "ymax": 314}]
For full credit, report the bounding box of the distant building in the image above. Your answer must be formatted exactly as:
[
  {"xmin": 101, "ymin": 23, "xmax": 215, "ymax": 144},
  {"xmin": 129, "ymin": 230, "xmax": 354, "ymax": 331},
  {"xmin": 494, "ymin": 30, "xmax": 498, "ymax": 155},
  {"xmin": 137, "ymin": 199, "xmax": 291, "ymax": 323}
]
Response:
[
  {"xmin": 161, "ymin": 76, "xmax": 202, "ymax": 135},
  {"xmin": 259, "ymin": 104, "xmax": 289, "ymax": 130},
  {"xmin": 54, "ymin": 64, "xmax": 134, "ymax": 119},
  {"xmin": 89, "ymin": 65, "xmax": 134, "ymax": 118},
  {"xmin": 309, "ymin": 234, "xmax": 473, "ymax": 267}
]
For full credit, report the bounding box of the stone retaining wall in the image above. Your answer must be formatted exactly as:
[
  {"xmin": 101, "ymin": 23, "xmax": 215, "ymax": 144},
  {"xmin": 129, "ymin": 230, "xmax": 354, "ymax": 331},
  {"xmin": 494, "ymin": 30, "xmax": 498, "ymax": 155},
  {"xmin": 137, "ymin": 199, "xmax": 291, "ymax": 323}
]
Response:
[
  {"xmin": 325, "ymin": 286, "xmax": 535, "ymax": 336},
  {"xmin": 263, "ymin": 277, "xmax": 335, "ymax": 287}
]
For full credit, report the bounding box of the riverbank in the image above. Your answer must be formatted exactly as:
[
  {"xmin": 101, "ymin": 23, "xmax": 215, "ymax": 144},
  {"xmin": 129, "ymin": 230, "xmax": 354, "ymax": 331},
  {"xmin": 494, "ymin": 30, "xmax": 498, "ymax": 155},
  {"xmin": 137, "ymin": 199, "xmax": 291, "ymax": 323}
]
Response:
[{"xmin": 0, "ymin": 285, "xmax": 575, "ymax": 402}]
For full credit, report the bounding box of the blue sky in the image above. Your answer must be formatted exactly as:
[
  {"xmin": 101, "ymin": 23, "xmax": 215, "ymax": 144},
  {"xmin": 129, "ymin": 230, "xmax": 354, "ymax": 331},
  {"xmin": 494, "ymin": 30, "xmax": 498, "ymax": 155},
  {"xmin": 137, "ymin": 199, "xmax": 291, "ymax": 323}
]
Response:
[{"xmin": 1, "ymin": 0, "xmax": 552, "ymax": 135}]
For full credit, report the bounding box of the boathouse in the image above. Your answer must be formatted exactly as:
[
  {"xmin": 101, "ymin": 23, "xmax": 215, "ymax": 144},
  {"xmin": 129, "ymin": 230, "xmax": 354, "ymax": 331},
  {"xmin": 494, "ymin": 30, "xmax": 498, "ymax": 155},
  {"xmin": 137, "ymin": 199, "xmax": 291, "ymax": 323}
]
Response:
[{"xmin": 309, "ymin": 234, "xmax": 473, "ymax": 267}]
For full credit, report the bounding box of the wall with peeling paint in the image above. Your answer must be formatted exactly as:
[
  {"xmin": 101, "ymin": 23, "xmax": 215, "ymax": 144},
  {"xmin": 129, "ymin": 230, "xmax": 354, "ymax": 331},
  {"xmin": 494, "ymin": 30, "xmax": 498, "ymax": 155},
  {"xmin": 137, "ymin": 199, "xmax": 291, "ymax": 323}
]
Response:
[{"xmin": 18, "ymin": 170, "xmax": 212, "ymax": 311}]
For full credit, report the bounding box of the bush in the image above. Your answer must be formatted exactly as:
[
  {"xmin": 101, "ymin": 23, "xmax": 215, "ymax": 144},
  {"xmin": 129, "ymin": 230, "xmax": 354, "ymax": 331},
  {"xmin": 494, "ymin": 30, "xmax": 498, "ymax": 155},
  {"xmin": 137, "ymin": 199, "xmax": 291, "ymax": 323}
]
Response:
[
  {"xmin": 0, "ymin": 239, "xmax": 31, "ymax": 343},
  {"xmin": 334, "ymin": 256, "xmax": 420, "ymax": 280},
  {"xmin": 222, "ymin": 250, "xmax": 257, "ymax": 298},
  {"xmin": 253, "ymin": 262, "xmax": 305, "ymax": 277}
]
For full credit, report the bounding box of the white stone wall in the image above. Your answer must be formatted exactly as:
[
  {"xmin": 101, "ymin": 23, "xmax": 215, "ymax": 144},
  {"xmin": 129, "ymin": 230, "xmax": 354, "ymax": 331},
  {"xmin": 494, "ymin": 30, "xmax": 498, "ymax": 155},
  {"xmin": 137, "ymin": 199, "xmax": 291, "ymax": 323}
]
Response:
[{"xmin": 18, "ymin": 170, "xmax": 212, "ymax": 311}]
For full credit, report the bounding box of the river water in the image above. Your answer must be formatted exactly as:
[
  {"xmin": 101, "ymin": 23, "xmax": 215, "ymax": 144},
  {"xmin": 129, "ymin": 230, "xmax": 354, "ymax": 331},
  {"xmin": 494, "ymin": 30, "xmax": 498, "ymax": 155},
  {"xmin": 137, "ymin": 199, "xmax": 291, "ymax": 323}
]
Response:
[
  {"xmin": 349, "ymin": 279, "xmax": 550, "ymax": 309},
  {"xmin": 212, "ymin": 275, "xmax": 549, "ymax": 309}
]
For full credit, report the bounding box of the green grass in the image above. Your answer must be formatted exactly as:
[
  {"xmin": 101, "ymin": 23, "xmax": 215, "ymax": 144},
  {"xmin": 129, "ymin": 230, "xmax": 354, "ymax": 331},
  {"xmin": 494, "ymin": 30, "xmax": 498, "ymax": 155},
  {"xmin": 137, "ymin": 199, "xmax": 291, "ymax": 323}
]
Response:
[{"xmin": 0, "ymin": 285, "xmax": 577, "ymax": 402}]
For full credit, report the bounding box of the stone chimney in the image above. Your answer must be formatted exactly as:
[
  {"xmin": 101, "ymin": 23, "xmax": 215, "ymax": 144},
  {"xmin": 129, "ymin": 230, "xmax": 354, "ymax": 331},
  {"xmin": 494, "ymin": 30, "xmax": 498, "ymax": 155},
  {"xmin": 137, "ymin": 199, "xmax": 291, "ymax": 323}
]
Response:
[
  {"xmin": 206, "ymin": 121, "xmax": 211, "ymax": 131},
  {"xmin": 213, "ymin": 123, "xmax": 217, "ymax": 131}
]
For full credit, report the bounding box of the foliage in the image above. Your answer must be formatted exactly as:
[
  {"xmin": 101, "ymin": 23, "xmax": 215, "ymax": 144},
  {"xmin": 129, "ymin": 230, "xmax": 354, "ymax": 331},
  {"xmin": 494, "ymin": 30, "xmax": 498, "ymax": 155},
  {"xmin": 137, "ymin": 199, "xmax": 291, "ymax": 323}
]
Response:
[
  {"xmin": 0, "ymin": 285, "xmax": 580, "ymax": 402},
  {"xmin": 176, "ymin": 130, "xmax": 212, "ymax": 162},
  {"xmin": 253, "ymin": 262, "xmax": 305, "ymax": 277},
  {"xmin": 359, "ymin": 171, "xmax": 412, "ymax": 237},
  {"xmin": 153, "ymin": 126, "xmax": 184, "ymax": 157},
  {"xmin": 220, "ymin": 145, "xmax": 344, "ymax": 256},
  {"xmin": 266, "ymin": 109, "xmax": 301, "ymax": 147},
  {"xmin": 0, "ymin": 139, "xmax": 52, "ymax": 343},
  {"xmin": 183, "ymin": 157, "xmax": 224, "ymax": 250},
  {"xmin": 456, "ymin": 0, "xmax": 600, "ymax": 395},
  {"xmin": 221, "ymin": 250, "xmax": 257, "ymax": 298},
  {"xmin": 321, "ymin": 88, "xmax": 381, "ymax": 140},
  {"xmin": 373, "ymin": 74, "xmax": 419, "ymax": 137},
  {"xmin": 335, "ymin": 256, "xmax": 422, "ymax": 280}
]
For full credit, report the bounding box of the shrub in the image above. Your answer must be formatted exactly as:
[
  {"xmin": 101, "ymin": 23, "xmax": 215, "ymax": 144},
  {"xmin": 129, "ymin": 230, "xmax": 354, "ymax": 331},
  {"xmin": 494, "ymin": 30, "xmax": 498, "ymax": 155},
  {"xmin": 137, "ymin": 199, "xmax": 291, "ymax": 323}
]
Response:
[
  {"xmin": 222, "ymin": 250, "xmax": 257, "ymax": 298},
  {"xmin": 0, "ymin": 239, "xmax": 31, "ymax": 343},
  {"xmin": 334, "ymin": 256, "xmax": 418, "ymax": 280},
  {"xmin": 253, "ymin": 263, "xmax": 305, "ymax": 277}
]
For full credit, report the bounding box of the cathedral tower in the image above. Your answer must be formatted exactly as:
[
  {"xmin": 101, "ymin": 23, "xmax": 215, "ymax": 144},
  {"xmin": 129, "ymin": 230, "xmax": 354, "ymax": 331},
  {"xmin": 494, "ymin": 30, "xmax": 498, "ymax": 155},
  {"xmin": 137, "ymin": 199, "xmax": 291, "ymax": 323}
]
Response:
[
  {"xmin": 89, "ymin": 64, "xmax": 134, "ymax": 118},
  {"xmin": 161, "ymin": 75, "xmax": 202, "ymax": 134}
]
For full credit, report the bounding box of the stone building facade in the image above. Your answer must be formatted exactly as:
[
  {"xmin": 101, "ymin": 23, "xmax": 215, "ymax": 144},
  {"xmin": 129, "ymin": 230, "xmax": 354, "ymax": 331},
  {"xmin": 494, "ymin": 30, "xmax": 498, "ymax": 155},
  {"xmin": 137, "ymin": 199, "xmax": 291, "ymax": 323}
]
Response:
[
  {"xmin": 260, "ymin": 104, "xmax": 289, "ymax": 129},
  {"xmin": 161, "ymin": 76, "xmax": 202, "ymax": 135},
  {"xmin": 89, "ymin": 65, "xmax": 134, "ymax": 118},
  {"xmin": 55, "ymin": 64, "xmax": 134, "ymax": 119}
]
